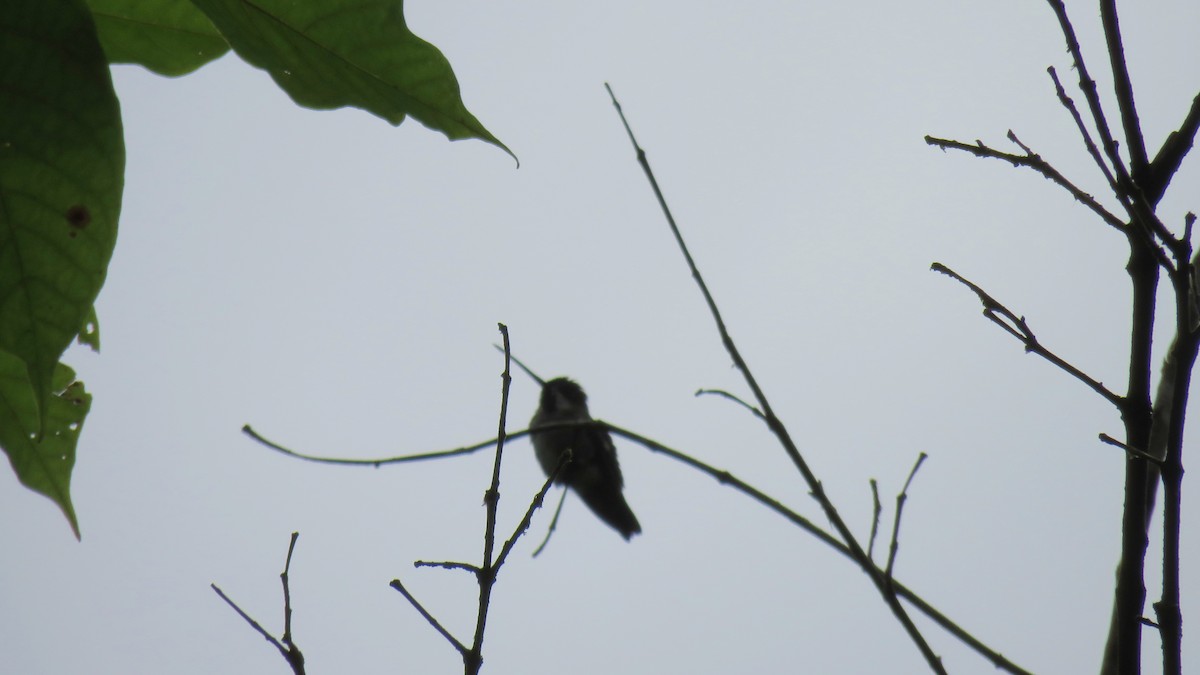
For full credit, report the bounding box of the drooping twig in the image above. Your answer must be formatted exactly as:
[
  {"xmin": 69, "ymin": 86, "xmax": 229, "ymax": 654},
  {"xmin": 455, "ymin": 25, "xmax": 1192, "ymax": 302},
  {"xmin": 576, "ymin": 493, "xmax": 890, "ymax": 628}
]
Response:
[
  {"xmin": 607, "ymin": 82, "xmax": 947, "ymax": 675},
  {"xmin": 242, "ymin": 423, "xmax": 494, "ymax": 467},
  {"xmin": 931, "ymin": 262, "xmax": 1124, "ymax": 407},
  {"xmin": 532, "ymin": 485, "xmax": 568, "ymax": 558},
  {"xmin": 886, "ymin": 454, "xmax": 927, "ymax": 582},
  {"xmin": 695, "ymin": 388, "xmax": 766, "ymax": 420},
  {"xmin": 212, "ymin": 533, "xmax": 307, "ymax": 675}
]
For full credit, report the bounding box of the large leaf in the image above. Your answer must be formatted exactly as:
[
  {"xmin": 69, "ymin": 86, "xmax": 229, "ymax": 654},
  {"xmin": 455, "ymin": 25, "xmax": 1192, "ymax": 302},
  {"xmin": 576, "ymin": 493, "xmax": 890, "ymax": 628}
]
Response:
[
  {"xmin": 0, "ymin": 0, "xmax": 123, "ymax": 431},
  {"xmin": 0, "ymin": 354, "xmax": 92, "ymax": 539},
  {"xmin": 85, "ymin": 0, "xmax": 231, "ymax": 76},
  {"xmin": 189, "ymin": 0, "xmax": 512, "ymax": 156}
]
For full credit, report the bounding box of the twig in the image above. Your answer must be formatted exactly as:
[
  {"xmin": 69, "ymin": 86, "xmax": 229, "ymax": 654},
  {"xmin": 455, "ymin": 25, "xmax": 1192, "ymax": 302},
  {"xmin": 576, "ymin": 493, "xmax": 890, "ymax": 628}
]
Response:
[
  {"xmin": 279, "ymin": 532, "xmax": 302, "ymax": 669},
  {"xmin": 389, "ymin": 578, "xmax": 467, "ymax": 655},
  {"xmin": 924, "ymin": 134, "xmax": 1126, "ymax": 232},
  {"xmin": 495, "ymin": 451, "xmax": 571, "ymax": 568},
  {"xmin": 1045, "ymin": 0, "xmax": 1180, "ymax": 264},
  {"xmin": 886, "ymin": 454, "xmax": 927, "ymax": 582},
  {"xmin": 609, "ymin": 82, "xmax": 946, "ymax": 674},
  {"xmin": 532, "ymin": 489, "xmax": 568, "ymax": 558},
  {"xmin": 212, "ymin": 534, "xmax": 307, "ymax": 675},
  {"xmin": 1048, "ymin": 66, "xmax": 1119, "ymax": 195},
  {"xmin": 867, "ymin": 479, "xmax": 882, "ymax": 562},
  {"xmin": 414, "ymin": 560, "xmax": 480, "ymax": 573},
  {"xmin": 931, "ymin": 262, "xmax": 1124, "ymax": 407},
  {"xmin": 596, "ymin": 420, "xmax": 1033, "ymax": 675},
  {"xmin": 1042, "ymin": 0, "xmax": 1132, "ymax": 196},
  {"xmin": 1098, "ymin": 433, "xmax": 1161, "ymax": 463},
  {"xmin": 492, "ymin": 343, "xmax": 546, "ymax": 386},
  {"xmin": 695, "ymin": 388, "xmax": 766, "ymax": 419},
  {"xmin": 242, "ymin": 423, "xmax": 494, "ymax": 466},
  {"xmin": 1045, "ymin": 67, "xmax": 1182, "ymax": 264},
  {"xmin": 462, "ymin": 323, "xmax": 517, "ymax": 674},
  {"xmin": 244, "ymin": 407, "xmax": 1029, "ymax": 671},
  {"xmin": 389, "ymin": 327, "xmax": 561, "ymax": 675}
]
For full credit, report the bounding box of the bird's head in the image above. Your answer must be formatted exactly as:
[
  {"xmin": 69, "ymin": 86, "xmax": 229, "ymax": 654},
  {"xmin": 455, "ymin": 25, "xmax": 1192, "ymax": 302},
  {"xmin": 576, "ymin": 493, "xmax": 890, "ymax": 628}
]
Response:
[{"xmin": 540, "ymin": 377, "xmax": 589, "ymax": 417}]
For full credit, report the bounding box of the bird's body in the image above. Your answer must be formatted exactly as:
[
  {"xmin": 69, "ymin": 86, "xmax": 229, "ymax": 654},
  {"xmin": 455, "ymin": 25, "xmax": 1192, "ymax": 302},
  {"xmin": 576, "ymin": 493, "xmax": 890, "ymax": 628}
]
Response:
[{"xmin": 530, "ymin": 378, "xmax": 641, "ymax": 540}]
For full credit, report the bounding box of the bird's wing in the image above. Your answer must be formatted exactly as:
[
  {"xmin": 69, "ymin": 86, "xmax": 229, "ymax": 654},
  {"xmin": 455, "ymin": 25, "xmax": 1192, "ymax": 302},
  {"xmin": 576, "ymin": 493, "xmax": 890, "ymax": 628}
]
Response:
[{"xmin": 574, "ymin": 424, "xmax": 625, "ymax": 489}]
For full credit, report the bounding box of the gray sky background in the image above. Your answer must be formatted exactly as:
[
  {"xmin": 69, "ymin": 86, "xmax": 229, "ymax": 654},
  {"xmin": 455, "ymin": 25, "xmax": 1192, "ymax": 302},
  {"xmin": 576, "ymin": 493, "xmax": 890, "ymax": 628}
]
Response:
[{"xmin": 4, "ymin": 1, "xmax": 1199, "ymax": 673}]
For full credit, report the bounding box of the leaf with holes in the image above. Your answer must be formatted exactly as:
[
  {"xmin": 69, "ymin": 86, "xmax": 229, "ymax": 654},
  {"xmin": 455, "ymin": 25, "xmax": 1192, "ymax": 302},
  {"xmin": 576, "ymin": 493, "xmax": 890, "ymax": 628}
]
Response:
[
  {"xmin": 0, "ymin": 354, "xmax": 92, "ymax": 539},
  {"xmin": 0, "ymin": 0, "xmax": 123, "ymax": 433}
]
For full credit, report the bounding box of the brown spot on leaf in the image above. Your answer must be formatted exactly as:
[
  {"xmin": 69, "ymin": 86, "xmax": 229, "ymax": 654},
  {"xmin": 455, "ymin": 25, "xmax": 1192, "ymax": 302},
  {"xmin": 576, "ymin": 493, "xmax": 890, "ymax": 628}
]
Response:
[{"xmin": 66, "ymin": 205, "xmax": 91, "ymax": 230}]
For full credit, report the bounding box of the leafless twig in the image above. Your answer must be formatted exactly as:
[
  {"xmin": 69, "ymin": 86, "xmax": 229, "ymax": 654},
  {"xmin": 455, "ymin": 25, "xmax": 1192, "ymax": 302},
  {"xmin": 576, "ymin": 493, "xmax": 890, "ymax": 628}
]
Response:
[
  {"xmin": 931, "ymin": 262, "xmax": 1124, "ymax": 407},
  {"xmin": 924, "ymin": 134, "xmax": 1126, "ymax": 232},
  {"xmin": 608, "ymin": 82, "xmax": 948, "ymax": 675},
  {"xmin": 695, "ymin": 388, "xmax": 766, "ymax": 419},
  {"xmin": 867, "ymin": 479, "xmax": 882, "ymax": 562},
  {"xmin": 886, "ymin": 454, "xmax": 927, "ymax": 582},
  {"xmin": 212, "ymin": 533, "xmax": 306, "ymax": 675}
]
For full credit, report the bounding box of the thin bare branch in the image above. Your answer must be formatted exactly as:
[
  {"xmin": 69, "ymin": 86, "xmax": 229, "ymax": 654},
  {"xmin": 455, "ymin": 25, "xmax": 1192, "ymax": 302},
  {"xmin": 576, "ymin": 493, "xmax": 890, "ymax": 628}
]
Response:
[
  {"xmin": 1098, "ymin": 433, "xmax": 1162, "ymax": 463},
  {"xmin": 212, "ymin": 534, "xmax": 307, "ymax": 675},
  {"xmin": 460, "ymin": 323, "xmax": 518, "ymax": 674},
  {"xmin": 695, "ymin": 388, "xmax": 766, "ymax": 420},
  {"xmin": 245, "ymin": 406, "xmax": 1029, "ymax": 672},
  {"xmin": 532, "ymin": 489, "xmax": 568, "ymax": 558},
  {"xmin": 598, "ymin": 420, "xmax": 1034, "ymax": 675},
  {"xmin": 414, "ymin": 560, "xmax": 480, "ymax": 573},
  {"xmin": 279, "ymin": 532, "xmax": 302, "ymax": 668},
  {"xmin": 1043, "ymin": 0, "xmax": 1183, "ymax": 267},
  {"xmin": 867, "ymin": 479, "xmax": 882, "ymax": 562},
  {"xmin": 389, "ymin": 578, "xmax": 467, "ymax": 655},
  {"xmin": 932, "ymin": 262, "xmax": 1125, "ymax": 407},
  {"xmin": 492, "ymin": 343, "xmax": 546, "ymax": 386},
  {"xmin": 495, "ymin": 452, "xmax": 571, "ymax": 568},
  {"xmin": 212, "ymin": 584, "xmax": 288, "ymax": 653},
  {"xmin": 1048, "ymin": 66, "xmax": 1120, "ymax": 195},
  {"xmin": 925, "ymin": 134, "xmax": 1127, "ymax": 231},
  {"xmin": 242, "ymin": 423, "xmax": 497, "ymax": 466},
  {"xmin": 610, "ymin": 82, "xmax": 945, "ymax": 674},
  {"xmin": 886, "ymin": 454, "xmax": 928, "ymax": 581},
  {"xmin": 1042, "ymin": 0, "xmax": 1133, "ymax": 193}
]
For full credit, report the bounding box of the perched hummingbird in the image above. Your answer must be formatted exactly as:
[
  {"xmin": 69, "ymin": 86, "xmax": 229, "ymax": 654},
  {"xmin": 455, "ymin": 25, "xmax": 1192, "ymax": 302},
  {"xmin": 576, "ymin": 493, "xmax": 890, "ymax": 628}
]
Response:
[{"xmin": 530, "ymin": 377, "xmax": 642, "ymax": 540}]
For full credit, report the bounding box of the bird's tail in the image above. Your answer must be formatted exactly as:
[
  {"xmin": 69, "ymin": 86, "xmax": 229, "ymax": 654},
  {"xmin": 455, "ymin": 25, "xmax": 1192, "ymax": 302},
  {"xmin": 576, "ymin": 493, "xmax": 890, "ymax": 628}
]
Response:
[{"xmin": 577, "ymin": 487, "xmax": 642, "ymax": 540}]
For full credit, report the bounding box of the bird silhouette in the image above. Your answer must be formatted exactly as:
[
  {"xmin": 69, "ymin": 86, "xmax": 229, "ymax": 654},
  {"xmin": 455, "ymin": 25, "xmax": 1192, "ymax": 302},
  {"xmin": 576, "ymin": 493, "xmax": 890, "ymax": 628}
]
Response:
[{"xmin": 530, "ymin": 378, "xmax": 641, "ymax": 540}]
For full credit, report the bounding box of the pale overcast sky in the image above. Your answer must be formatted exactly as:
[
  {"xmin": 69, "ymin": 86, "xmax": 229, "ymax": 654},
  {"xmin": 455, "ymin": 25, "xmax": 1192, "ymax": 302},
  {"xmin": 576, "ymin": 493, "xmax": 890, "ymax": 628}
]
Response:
[{"xmin": 4, "ymin": 1, "xmax": 1199, "ymax": 673}]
